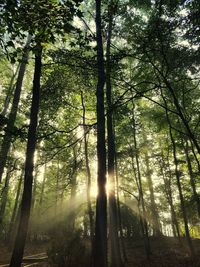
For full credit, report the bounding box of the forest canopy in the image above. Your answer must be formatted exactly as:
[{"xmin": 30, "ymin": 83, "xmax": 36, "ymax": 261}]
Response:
[{"xmin": 0, "ymin": 0, "xmax": 199, "ymax": 267}]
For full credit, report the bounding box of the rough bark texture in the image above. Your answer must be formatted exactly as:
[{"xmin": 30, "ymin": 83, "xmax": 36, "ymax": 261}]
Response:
[
  {"xmin": 9, "ymin": 46, "xmax": 42, "ymax": 267},
  {"xmin": 93, "ymin": 0, "xmax": 107, "ymax": 266}
]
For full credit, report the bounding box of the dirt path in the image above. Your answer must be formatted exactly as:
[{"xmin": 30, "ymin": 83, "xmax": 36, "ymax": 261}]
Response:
[{"xmin": 0, "ymin": 252, "xmax": 47, "ymax": 267}]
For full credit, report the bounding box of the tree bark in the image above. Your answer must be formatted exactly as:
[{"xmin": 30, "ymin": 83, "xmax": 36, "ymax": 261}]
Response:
[
  {"xmin": 162, "ymin": 76, "xmax": 200, "ymax": 154},
  {"xmin": 81, "ymin": 91, "xmax": 94, "ymax": 246},
  {"xmin": 9, "ymin": 45, "xmax": 42, "ymax": 267},
  {"xmin": 114, "ymin": 122, "xmax": 128, "ymax": 263},
  {"xmin": 93, "ymin": 0, "xmax": 107, "ymax": 266},
  {"xmin": 183, "ymin": 140, "xmax": 200, "ymax": 218},
  {"xmin": 39, "ymin": 162, "xmax": 47, "ymax": 208},
  {"xmin": 0, "ymin": 35, "xmax": 31, "ymax": 183},
  {"xmin": 159, "ymin": 151, "xmax": 180, "ymax": 240},
  {"xmin": 161, "ymin": 92, "xmax": 195, "ymax": 256},
  {"xmin": 132, "ymin": 108, "xmax": 151, "ymax": 257},
  {"xmin": 143, "ymin": 133, "xmax": 161, "ymax": 236},
  {"xmin": 0, "ymin": 166, "xmax": 12, "ymax": 230},
  {"xmin": 1, "ymin": 63, "xmax": 20, "ymax": 117},
  {"xmin": 105, "ymin": 1, "xmax": 122, "ymax": 266},
  {"xmin": 7, "ymin": 171, "xmax": 23, "ymax": 246}
]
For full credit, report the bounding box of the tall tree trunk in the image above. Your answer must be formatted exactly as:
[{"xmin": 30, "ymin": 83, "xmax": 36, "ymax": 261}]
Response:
[
  {"xmin": 113, "ymin": 116, "xmax": 129, "ymax": 257},
  {"xmin": 159, "ymin": 152, "xmax": 180, "ymax": 240},
  {"xmin": 9, "ymin": 45, "xmax": 42, "ymax": 267},
  {"xmin": 0, "ymin": 35, "xmax": 31, "ymax": 183},
  {"xmin": 31, "ymin": 167, "xmax": 38, "ymax": 213},
  {"xmin": 94, "ymin": 0, "xmax": 107, "ymax": 266},
  {"xmin": 69, "ymin": 147, "xmax": 78, "ymax": 230},
  {"xmin": 7, "ymin": 171, "xmax": 23, "ymax": 246},
  {"xmin": 81, "ymin": 91, "xmax": 94, "ymax": 246},
  {"xmin": 114, "ymin": 140, "xmax": 128, "ymax": 263},
  {"xmin": 183, "ymin": 140, "xmax": 200, "ymax": 218},
  {"xmin": 161, "ymin": 92, "xmax": 195, "ymax": 256},
  {"xmin": 105, "ymin": 1, "xmax": 121, "ymax": 266},
  {"xmin": 55, "ymin": 158, "xmax": 60, "ymax": 223},
  {"xmin": 132, "ymin": 108, "xmax": 151, "ymax": 257},
  {"xmin": 170, "ymin": 125, "xmax": 194, "ymax": 255},
  {"xmin": 0, "ymin": 166, "xmax": 12, "ymax": 230},
  {"xmin": 143, "ymin": 133, "xmax": 161, "ymax": 236},
  {"xmin": 39, "ymin": 162, "xmax": 47, "ymax": 209}
]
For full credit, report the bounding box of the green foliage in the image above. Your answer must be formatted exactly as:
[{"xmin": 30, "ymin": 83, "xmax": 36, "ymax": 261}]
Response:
[{"xmin": 47, "ymin": 228, "xmax": 90, "ymax": 267}]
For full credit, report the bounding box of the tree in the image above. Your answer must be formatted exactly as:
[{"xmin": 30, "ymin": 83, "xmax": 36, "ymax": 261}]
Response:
[{"xmin": 93, "ymin": 0, "xmax": 107, "ymax": 266}]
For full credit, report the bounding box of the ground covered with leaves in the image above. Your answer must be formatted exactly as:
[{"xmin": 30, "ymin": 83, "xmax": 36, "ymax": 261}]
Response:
[
  {"xmin": 125, "ymin": 237, "xmax": 200, "ymax": 267},
  {"xmin": 0, "ymin": 237, "xmax": 199, "ymax": 267}
]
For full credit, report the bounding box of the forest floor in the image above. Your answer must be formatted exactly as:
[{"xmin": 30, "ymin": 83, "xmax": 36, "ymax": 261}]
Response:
[
  {"xmin": 125, "ymin": 236, "xmax": 200, "ymax": 267},
  {"xmin": 0, "ymin": 236, "xmax": 200, "ymax": 266}
]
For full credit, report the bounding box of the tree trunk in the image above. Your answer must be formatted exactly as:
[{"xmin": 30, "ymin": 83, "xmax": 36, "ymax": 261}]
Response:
[
  {"xmin": 81, "ymin": 91, "xmax": 94, "ymax": 246},
  {"xmin": 68, "ymin": 147, "xmax": 78, "ymax": 230},
  {"xmin": 132, "ymin": 108, "xmax": 151, "ymax": 257},
  {"xmin": 105, "ymin": 1, "xmax": 122, "ymax": 266},
  {"xmin": 7, "ymin": 171, "xmax": 23, "ymax": 246},
  {"xmin": 31, "ymin": 167, "xmax": 38, "ymax": 213},
  {"xmin": 159, "ymin": 153, "xmax": 180, "ymax": 240},
  {"xmin": 183, "ymin": 140, "xmax": 200, "ymax": 218},
  {"xmin": 0, "ymin": 35, "xmax": 31, "ymax": 183},
  {"xmin": 161, "ymin": 92, "xmax": 195, "ymax": 256},
  {"xmin": 114, "ymin": 140, "xmax": 128, "ymax": 263},
  {"xmin": 143, "ymin": 133, "xmax": 161, "ymax": 236},
  {"xmin": 0, "ymin": 166, "xmax": 12, "ymax": 230},
  {"xmin": 39, "ymin": 162, "xmax": 47, "ymax": 209},
  {"xmin": 9, "ymin": 45, "xmax": 42, "ymax": 267},
  {"xmin": 1, "ymin": 64, "xmax": 20, "ymax": 117},
  {"xmin": 94, "ymin": 0, "xmax": 107, "ymax": 266},
  {"xmin": 162, "ymin": 77, "xmax": 200, "ymax": 154}
]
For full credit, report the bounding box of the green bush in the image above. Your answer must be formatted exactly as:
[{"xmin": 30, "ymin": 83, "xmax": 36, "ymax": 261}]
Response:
[{"xmin": 47, "ymin": 228, "xmax": 90, "ymax": 267}]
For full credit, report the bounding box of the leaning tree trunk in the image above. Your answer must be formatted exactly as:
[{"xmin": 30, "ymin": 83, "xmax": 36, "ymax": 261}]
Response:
[
  {"xmin": 9, "ymin": 45, "xmax": 42, "ymax": 267},
  {"xmin": 105, "ymin": 1, "xmax": 121, "ymax": 266},
  {"xmin": 93, "ymin": 0, "xmax": 107, "ymax": 266},
  {"xmin": 0, "ymin": 35, "xmax": 31, "ymax": 183},
  {"xmin": 162, "ymin": 77, "xmax": 200, "ymax": 154}
]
